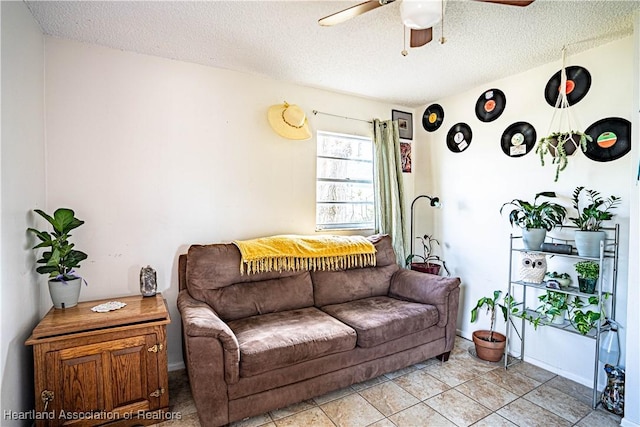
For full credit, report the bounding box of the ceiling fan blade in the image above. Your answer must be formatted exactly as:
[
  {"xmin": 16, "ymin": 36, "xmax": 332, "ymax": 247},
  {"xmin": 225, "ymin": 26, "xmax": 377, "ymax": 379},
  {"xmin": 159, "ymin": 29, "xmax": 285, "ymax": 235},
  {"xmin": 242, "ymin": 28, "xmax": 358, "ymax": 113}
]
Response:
[
  {"xmin": 319, "ymin": 1, "xmax": 392, "ymax": 27},
  {"xmin": 410, "ymin": 28, "xmax": 433, "ymax": 48},
  {"xmin": 475, "ymin": 0, "xmax": 535, "ymax": 6}
]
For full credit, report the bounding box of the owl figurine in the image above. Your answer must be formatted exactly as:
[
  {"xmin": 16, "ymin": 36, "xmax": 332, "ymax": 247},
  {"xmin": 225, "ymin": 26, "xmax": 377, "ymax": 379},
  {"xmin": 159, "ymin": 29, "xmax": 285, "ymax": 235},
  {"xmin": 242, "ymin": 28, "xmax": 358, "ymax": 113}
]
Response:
[{"xmin": 519, "ymin": 252, "xmax": 547, "ymax": 283}]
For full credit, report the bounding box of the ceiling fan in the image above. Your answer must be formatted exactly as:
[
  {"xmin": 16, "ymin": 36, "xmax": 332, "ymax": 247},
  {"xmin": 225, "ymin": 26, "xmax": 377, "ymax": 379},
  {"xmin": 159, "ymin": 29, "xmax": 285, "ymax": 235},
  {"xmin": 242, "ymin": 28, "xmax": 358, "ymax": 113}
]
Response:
[{"xmin": 319, "ymin": 0, "xmax": 535, "ymax": 48}]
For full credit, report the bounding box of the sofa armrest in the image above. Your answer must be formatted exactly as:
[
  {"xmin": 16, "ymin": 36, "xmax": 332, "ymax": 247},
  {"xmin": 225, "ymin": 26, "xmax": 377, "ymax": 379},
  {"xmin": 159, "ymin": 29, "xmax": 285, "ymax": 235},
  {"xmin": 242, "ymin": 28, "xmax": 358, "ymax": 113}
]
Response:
[
  {"xmin": 178, "ymin": 290, "xmax": 240, "ymax": 384},
  {"xmin": 389, "ymin": 269, "xmax": 460, "ymax": 327}
]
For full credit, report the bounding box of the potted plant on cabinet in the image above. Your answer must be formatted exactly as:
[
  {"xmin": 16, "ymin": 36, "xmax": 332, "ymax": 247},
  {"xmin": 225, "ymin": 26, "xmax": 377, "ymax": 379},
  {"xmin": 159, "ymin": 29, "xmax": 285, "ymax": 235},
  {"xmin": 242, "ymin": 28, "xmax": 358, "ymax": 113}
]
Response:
[
  {"xmin": 470, "ymin": 290, "xmax": 518, "ymax": 362},
  {"xmin": 574, "ymin": 260, "xmax": 599, "ymax": 294},
  {"xmin": 569, "ymin": 186, "xmax": 620, "ymax": 257},
  {"xmin": 500, "ymin": 191, "xmax": 567, "ymax": 250},
  {"xmin": 405, "ymin": 234, "xmax": 450, "ymax": 276},
  {"xmin": 27, "ymin": 208, "xmax": 88, "ymax": 309},
  {"xmin": 535, "ymin": 131, "xmax": 592, "ymax": 182}
]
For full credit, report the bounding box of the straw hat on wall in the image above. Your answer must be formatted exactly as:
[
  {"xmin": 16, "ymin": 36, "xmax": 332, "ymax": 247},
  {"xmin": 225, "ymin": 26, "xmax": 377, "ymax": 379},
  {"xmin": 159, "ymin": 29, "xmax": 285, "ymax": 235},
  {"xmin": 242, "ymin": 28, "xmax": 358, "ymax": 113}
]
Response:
[{"xmin": 267, "ymin": 102, "xmax": 311, "ymax": 140}]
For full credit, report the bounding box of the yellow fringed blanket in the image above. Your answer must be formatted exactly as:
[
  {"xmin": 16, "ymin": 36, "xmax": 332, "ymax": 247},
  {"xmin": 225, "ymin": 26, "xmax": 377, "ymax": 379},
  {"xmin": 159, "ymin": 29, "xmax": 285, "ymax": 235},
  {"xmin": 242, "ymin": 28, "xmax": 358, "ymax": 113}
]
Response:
[{"xmin": 232, "ymin": 235, "xmax": 377, "ymax": 275}]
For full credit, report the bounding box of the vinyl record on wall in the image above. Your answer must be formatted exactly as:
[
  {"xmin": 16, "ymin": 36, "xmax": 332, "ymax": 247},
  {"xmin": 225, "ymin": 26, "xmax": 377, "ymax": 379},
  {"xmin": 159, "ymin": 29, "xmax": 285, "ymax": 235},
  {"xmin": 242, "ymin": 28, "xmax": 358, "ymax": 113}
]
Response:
[
  {"xmin": 446, "ymin": 123, "xmax": 472, "ymax": 153},
  {"xmin": 422, "ymin": 104, "xmax": 445, "ymax": 132},
  {"xmin": 544, "ymin": 66, "xmax": 591, "ymax": 107},
  {"xmin": 584, "ymin": 117, "xmax": 631, "ymax": 162},
  {"xmin": 475, "ymin": 89, "xmax": 506, "ymax": 122},
  {"xmin": 501, "ymin": 122, "xmax": 536, "ymax": 157}
]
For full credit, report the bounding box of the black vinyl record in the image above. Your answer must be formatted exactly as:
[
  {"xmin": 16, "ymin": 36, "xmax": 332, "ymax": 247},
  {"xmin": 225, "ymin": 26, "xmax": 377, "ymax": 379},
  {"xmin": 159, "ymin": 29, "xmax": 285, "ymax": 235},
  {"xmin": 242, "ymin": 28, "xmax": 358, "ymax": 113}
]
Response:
[
  {"xmin": 544, "ymin": 66, "xmax": 591, "ymax": 107},
  {"xmin": 422, "ymin": 104, "xmax": 444, "ymax": 132},
  {"xmin": 475, "ymin": 89, "xmax": 506, "ymax": 122},
  {"xmin": 446, "ymin": 123, "xmax": 472, "ymax": 153},
  {"xmin": 584, "ymin": 117, "xmax": 631, "ymax": 162},
  {"xmin": 501, "ymin": 122, "xmax": 537, "ymax": 157}
]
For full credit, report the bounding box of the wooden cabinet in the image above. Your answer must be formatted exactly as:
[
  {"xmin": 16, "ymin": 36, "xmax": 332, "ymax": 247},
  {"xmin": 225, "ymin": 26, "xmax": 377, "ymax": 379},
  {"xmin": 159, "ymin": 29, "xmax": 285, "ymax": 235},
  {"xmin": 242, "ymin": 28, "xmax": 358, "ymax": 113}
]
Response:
[{"xmin": 26, "ymin": 294, "xmax": 170, "ymax": 426}]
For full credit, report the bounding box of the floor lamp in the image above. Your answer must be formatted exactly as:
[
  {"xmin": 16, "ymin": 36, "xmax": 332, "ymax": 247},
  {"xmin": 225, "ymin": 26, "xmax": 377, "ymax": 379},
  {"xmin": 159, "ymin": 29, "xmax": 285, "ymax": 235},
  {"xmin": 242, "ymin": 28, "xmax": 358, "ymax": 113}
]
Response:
[{"xmin": 409, "ymin": 195, "xmax": 442, "ymax": 259}]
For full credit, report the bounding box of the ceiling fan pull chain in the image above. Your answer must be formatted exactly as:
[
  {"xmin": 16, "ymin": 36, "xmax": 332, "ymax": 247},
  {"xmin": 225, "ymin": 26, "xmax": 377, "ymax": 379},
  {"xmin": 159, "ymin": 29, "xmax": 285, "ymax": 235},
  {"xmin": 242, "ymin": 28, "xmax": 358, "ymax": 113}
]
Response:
[{"xmin": 401, "ymin": 25, "xmax": 408, "ymax": 56}]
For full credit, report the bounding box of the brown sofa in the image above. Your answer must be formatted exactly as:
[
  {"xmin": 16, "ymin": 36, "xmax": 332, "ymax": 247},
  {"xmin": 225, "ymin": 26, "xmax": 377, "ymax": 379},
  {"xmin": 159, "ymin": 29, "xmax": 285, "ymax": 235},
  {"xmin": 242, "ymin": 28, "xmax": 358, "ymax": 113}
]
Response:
[{"xmin": 177, "ymin": 234, "xmax": 460, "ymax": 427}]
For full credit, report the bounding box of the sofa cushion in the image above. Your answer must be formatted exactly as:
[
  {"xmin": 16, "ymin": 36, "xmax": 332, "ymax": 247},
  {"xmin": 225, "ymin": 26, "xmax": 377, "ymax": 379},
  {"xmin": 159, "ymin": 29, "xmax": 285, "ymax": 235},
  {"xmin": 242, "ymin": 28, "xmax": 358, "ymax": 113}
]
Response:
[
  {"xmin": 312, "ymin": 235, "xmax": 399, "ymax": 306},
  {"xmin": 206, "ymin": 273, "xmax": 314, "ymax": 321},
  {"xmin": 321, "ymin": 296, "xmax": 439, "ymax": 348},
  {"xmin": 227, "ymin": 307, "xmax": 357, "ymax": 377}
]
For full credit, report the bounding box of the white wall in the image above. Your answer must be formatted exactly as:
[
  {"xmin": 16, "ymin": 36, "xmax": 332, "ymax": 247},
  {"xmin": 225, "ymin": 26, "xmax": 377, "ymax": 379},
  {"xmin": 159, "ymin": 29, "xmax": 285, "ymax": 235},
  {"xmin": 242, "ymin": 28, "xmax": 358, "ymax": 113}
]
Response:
[
  {"xmin": 44, "ymin": 37, "xmax": 415, "ymax": 368},
  {"xmin": 621, "ymin": 11, "xmax": 640, "ymax": 427},
  {"xmin": 0, "ymin": 0, "xmax": 46, "ymax": 422},
  {"xmin": 414, "ymin": 37, "xmax": 636, "ymax": 389}
]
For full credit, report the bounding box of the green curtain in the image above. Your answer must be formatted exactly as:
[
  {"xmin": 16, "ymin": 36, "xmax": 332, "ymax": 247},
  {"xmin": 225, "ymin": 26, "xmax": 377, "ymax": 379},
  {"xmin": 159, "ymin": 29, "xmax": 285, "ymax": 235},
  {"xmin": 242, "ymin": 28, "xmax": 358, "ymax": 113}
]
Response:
[{"xmin": 373, "ymin": 119, "xmax": 407, "ymax": 265}]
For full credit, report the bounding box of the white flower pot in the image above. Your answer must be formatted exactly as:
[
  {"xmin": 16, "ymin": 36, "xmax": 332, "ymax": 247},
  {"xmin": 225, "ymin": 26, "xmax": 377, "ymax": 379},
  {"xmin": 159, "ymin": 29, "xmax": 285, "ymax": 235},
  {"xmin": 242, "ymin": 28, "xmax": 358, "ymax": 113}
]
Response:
[
  {"xmin": 575, "ymin": 230, "xmax": 605, "ymax": 258},
  {"xmin": 523, "ymin": 228, "xmax": 546, "ymax": 251},
  {"xmin": 48, "ymin": 278, "xmax": 82, "ymax": 309}
]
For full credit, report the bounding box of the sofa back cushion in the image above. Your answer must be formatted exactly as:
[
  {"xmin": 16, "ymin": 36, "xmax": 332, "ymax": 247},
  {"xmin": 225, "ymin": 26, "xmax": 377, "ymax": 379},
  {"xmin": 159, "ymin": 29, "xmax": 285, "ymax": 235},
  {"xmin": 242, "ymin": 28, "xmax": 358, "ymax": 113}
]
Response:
[
  {"xmin": 186, "ymin": 243, "xmax": 314, "ymax": 321},
  {"xmin": 312, "ymin": 235, "xmax": 399, "ymax": 307}
]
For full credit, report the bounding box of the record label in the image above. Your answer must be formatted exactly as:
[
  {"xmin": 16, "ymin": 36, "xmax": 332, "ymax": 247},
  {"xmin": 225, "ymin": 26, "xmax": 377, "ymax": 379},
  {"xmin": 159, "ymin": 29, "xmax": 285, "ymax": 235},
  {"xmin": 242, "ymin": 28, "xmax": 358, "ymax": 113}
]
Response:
[
  {"xmin": 597, "ymin": 132, "xmax": 617, "ymax": 148},
  {"xmin": 584, "ymin": 117, "xmax": 631, "ymax": 162},
  {"xmin": 447, "ymin": 123, "xmax": 472, "ymax": 153},
  {"xmin": 501, "ymin": 122, "xmax": 536, "ymax": 158},
  {"xmin": 422, "ymin": 104, "xmax": 444, "ymax": 132},
  {"xmin": 545, "ymin": 66, "xmax": 591, "ymax": 107},
  {"xmin": 475, "ymin": 89, "xmax": 506, "ymax": 122}
]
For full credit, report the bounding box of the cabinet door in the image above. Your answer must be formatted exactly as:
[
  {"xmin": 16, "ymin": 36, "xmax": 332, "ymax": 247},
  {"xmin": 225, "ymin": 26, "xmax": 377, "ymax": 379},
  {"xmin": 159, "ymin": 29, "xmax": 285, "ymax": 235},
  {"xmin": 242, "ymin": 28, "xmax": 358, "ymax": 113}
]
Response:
[{"xmin": 45, "ymin": 334, "xmax": 161, "ymax": 426}]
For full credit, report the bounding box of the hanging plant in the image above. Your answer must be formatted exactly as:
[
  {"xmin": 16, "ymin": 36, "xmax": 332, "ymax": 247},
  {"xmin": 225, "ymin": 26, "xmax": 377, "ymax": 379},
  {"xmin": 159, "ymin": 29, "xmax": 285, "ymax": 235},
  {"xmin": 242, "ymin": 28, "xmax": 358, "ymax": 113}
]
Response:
[
  {"xmin": 538, "ymin": 47, "xmax": 591, "ymax": 182},
  {"xmin": 535, "ymin": 131, "xmax": 592, "ymax": 182}
]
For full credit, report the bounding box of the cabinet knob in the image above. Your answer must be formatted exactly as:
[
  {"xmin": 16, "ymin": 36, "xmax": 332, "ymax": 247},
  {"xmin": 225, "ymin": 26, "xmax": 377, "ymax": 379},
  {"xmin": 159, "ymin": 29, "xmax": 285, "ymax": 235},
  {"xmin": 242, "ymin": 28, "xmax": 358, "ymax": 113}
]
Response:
[
  {"xmin": 41, "ymin": 390, "xmax": 54, "ymax": 411},
  {"xmin": 147, "ymin": 343, "xmax": 163, "ymax": 353},
  {"xmin": 149, "ymin": 388, "xmax": 165, "ymax": 398}
]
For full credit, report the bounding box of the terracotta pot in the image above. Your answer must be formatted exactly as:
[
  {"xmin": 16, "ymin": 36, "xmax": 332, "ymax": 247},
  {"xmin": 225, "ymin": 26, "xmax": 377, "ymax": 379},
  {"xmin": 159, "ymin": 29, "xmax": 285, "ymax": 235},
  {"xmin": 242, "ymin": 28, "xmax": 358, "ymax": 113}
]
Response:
[
  {"xmin": 410, "ymin": 262, "xmax": 440, "ymax": 275},
  {"xmin": 472, "ymin": 330, "xmax": 506, "ymax": 362}
]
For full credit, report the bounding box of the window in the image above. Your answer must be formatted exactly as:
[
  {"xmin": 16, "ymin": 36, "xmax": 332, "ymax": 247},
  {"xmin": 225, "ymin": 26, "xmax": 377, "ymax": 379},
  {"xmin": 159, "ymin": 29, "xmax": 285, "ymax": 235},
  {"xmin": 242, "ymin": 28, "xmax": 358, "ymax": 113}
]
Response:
[{"xmin": 316, "ymin": 131, "xmax": 375, "ymax": 230}]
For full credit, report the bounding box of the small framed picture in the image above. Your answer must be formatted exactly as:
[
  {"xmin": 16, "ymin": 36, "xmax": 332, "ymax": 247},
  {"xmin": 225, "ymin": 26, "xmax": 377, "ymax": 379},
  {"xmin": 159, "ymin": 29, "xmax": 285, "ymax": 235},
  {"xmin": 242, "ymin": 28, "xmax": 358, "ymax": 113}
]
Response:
[
  {"xmin": 392, "ymin": 110, "xmax": 413, "ymax": 140},
  {"xmin": 400, "ymin": 143, "xmax": 412, "ymax": 173}
]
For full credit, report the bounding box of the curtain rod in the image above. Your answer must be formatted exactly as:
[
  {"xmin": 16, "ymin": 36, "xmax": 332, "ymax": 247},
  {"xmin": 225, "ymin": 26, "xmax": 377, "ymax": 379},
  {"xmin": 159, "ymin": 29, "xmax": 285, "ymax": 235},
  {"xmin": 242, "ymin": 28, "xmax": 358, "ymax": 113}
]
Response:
[{"xmin": 312, "ymin": 110, "xmax": 373, "ymax": 124}]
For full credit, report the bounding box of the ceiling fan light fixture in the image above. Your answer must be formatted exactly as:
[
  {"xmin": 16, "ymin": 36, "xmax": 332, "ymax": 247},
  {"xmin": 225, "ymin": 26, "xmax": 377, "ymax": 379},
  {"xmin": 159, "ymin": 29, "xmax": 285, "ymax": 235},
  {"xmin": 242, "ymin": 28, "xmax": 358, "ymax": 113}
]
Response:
[{"xmin": 400, "ymin": 0, "xmax": 442, "ymax": 29}]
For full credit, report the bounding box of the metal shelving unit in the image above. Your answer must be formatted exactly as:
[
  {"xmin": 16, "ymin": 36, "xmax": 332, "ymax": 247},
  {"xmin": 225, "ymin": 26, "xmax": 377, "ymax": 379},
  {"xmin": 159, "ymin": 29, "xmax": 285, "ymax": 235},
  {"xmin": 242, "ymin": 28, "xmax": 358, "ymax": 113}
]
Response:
[{"xmin": 504, "ymin": 224, "xmax": 619, "ymax": 409}]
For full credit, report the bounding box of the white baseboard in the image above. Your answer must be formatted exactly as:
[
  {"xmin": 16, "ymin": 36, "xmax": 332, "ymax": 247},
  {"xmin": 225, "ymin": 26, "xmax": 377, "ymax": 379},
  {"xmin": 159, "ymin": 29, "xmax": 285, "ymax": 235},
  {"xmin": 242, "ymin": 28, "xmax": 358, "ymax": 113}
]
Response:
[
  {"xmin": 621, "ymin": 418, "xmax": 640, "ymax": 427},
  {"xmin": 168, "ymin": 361, "xmax": 186, "ymax": 372}
]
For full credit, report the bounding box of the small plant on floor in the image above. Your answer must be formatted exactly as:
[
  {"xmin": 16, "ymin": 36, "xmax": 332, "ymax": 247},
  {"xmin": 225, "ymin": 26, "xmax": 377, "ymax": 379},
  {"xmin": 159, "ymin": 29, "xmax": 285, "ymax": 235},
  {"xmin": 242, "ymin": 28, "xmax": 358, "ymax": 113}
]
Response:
[{"xmin": 470, "ymin": 291, "xmax": 519, "ymax": 342}]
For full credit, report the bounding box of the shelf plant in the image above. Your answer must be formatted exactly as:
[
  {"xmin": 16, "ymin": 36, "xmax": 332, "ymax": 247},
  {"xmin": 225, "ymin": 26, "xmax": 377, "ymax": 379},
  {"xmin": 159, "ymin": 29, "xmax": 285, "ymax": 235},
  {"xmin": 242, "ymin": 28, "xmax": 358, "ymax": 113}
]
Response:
[
  {"xmin": 405, "ymin": 234, "xmax": 450, "ymax": 276},
  {"xmin": 537, "ymin": 291, "xmax": 569, "ymax": 325},
  {"xmin": 27, "ymin": 208, "xmax": 88, "ymax": 309},
  {"xmin": 500, "ymin": 191, "xmax": 566, "ymax": 250},
  {"xmin": 535, "ymin": 131, "xmax": 592, "ymax": 182},
  {"xmin": 569, "ymin": 295, "xmax": 606, "ymax": 335},
  {"xmin": 574, "ymin": 260, "xmax": 599, "ymax": 294},
  {"xmin": 569, "ymin": 186, "xmax": 620, "ymax": 257}
]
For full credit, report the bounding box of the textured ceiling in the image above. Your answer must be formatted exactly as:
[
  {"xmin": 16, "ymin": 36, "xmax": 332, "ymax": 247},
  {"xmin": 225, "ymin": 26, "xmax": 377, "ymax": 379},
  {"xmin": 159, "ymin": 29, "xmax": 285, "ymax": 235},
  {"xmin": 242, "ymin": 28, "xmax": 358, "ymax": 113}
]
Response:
[{"xmin": 26, "ymin": 0, "xmax": 640, "ymax": 107}]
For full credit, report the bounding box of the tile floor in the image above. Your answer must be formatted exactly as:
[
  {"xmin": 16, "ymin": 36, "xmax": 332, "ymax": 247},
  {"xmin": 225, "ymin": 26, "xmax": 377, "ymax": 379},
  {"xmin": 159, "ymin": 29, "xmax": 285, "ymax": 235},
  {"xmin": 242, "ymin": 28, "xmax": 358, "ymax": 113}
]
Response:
[{"xmin": 157, "ymin": 337, "xmax": 622, "ymax": 427}]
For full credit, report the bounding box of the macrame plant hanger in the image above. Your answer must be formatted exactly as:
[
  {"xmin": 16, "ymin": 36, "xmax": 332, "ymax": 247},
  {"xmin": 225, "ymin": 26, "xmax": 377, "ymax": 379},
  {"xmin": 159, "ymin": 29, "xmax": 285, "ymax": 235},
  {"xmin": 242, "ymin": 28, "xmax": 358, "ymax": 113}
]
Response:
[{"xmin": 546, "ymin": 46, "xmax": 584, "ymax": 154}]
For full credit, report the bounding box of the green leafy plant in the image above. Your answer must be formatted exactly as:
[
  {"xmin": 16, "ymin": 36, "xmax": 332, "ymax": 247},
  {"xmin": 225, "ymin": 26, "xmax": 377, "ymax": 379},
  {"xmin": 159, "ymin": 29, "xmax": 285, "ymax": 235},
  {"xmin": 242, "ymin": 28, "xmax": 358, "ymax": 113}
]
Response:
[
  {"xmin": 569, "ymin": 186, "xmax": 621, "ymax": 231},
  {"xmin": 537, "ymin": 291, "xmax": 569, "ymax": 323},
  {"xmin": 27, "ymin": 208, "xmax": 88, "ymax": 282},
  {"xmin": 574, "ymin": 260, "xmax": 599, "ymax": 280},
  {"xmin": 470, "ymin": 290, "xmax": 520, "ymax": 342},
  {"xmin": 569, "ymin": 295, "xmax": 606, "ymax": 335},
  {"xmin": 535, "ymin": 131, "xmax": 592, "ymax": 182},
  {"xmin": 405, "ymin": 234, "xmax": 450, "ymax": 276},
  {"xmin": 500, "ymin": 192, "xmax": 567, "ymax": 231}
]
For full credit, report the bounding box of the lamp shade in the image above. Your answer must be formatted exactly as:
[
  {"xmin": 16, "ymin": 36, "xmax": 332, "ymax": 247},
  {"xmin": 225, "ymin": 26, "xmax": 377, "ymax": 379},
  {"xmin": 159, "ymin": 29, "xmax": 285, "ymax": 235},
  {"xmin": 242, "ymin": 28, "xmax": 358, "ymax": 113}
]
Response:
[{"xmin": 400, "ymin": 0, "xmax": 442, "ymax": 30}]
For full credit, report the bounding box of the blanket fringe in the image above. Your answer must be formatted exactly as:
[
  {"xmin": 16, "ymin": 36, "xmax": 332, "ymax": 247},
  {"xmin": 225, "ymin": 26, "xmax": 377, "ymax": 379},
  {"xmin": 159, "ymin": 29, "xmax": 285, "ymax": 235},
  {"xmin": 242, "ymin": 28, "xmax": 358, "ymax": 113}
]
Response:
[{"xmin": 240, "ymin": 252, "xmax": 377, "ymax": 275}]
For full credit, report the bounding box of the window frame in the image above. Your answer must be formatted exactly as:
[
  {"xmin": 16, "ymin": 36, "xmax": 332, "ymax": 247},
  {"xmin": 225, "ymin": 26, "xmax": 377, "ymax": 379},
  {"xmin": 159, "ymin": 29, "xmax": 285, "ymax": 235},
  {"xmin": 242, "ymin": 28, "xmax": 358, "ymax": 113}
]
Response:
[{"xmin": 315, "ymin": 130, "xmax": 375, "ymax": 231}]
